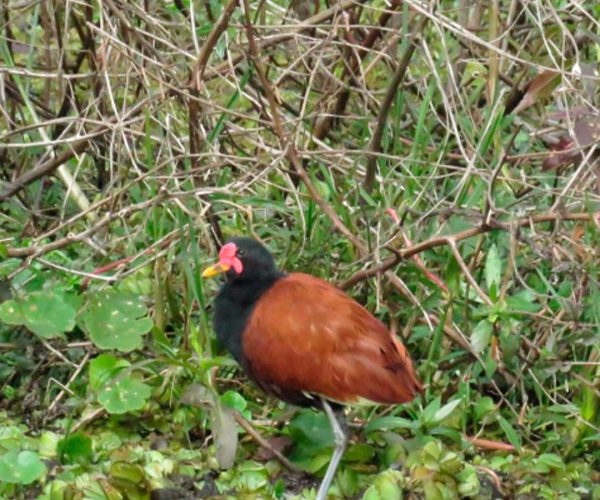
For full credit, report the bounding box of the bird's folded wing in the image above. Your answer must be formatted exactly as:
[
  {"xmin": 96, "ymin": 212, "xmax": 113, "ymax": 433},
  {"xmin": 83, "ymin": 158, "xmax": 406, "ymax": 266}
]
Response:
[{"xmin": 243, "ymin": 273, "xmax": 422, "ymax": 405}]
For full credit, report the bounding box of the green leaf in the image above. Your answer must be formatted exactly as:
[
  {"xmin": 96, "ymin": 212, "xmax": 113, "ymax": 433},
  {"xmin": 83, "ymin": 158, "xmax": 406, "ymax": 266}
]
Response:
[
  {"xmin": 110, "ymin": 461, "xmax": 146, "ymax": 482},
  {"xmin": 457, "ymin": 464, "xmax": 480, "ymax": 496},
  {"xmin": 506, "ymin": 290, "xmax": 542, "ymax": 313},
  {"xmin": 421, "ymin": 397, "xmax": 442, "ymax": 426},
  {"xmin": 363, "ymin": 469, "xmax": 405, "ymax": 500},
  {"xmin": 498, "ymin": 416, "xmax": 521, "ymax": 451},
  {"xmin": 57, "ymin": 433, "xmax": 93, "ymax": 465},
  {"xmin": 484, "ymin": 244, "xmax": 502, "ymax": 292},
  {"xmin": 537, "ymin": 453, "xmax": 565, "ymax": 471},
  {"xmin": 289, "ymin": 410, "xmax": 334, "ymax": 453},
  {"xmin": 0, "ymin": 450, "xmax": 47, "ymax": 484},
  {"xmin": 97, "ymin": 377, "xmax": 152, "ymax": 414},
  {"xmin": 0, "ymin": 291, "xmax": 76, "ymax": 338},
  {"xmin": 365, "ymin": 416, "xmax": 419, "ymax": 433},
  {"xmin": 89, "ymin": 353, "xmax": 130, "ymax": 392},
  {"xmin": 471, "ymin": 320, "xmax": 493, "ymax": 354},
  {"xmin": 81, "ymin": 290, "xmax": 153, "ymax": 352},
  {"xmin": 220, "ymin": 390, "xmax": 247, "ymax": 412},
  {"xmin": 473, "ymin": 397, "xmax": 496, "ymax": 421},
  {"xmin": 38, "ymin": 431, "xmax": 60, "ymax": 459},
  {"xmin": 343, "ymin": 443, "xmax": 376, "ymax": 463},
  {"xmin": 432, "ymin": 398, "xmax": 463, "ymax": 424}
]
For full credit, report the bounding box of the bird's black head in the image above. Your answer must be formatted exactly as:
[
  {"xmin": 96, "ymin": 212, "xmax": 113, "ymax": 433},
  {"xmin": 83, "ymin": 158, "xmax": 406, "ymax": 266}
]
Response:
[{"xmin": 202, "ymin": 237, "xmax": 280, "ymax": 283}]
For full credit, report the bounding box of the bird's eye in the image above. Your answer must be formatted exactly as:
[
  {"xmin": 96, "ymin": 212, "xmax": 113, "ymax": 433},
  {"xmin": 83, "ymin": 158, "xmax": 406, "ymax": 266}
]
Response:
[{"xmin": 238, "ymin": 249, "xmax": 247, "ymax": 257}]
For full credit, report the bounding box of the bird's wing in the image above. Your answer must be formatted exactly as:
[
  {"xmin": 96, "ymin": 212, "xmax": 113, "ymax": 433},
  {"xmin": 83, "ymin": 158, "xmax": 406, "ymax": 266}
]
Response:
[{"xmin": 242, "ymin": 273, "xmax": 422, "ymax": 405}]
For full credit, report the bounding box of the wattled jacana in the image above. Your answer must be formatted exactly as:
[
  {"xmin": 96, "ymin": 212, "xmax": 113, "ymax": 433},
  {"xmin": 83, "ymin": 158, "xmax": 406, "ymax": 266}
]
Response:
[{"xmin": 202, "ymin": 237, "xmax": 422, "ymax": 499}]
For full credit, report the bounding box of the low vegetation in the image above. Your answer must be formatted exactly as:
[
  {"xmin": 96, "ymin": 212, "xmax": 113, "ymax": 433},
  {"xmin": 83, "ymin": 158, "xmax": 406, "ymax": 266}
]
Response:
[{"xmin": 1, "ymin": 1, "xmax": 599, "ymax": 498}]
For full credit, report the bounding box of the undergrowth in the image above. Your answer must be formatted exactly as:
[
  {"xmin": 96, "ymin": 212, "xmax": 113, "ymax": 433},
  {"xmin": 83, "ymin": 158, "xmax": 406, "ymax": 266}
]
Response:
[{"xmin": 1, "ymin": 1, "xmax": 599, "ymax": 499}]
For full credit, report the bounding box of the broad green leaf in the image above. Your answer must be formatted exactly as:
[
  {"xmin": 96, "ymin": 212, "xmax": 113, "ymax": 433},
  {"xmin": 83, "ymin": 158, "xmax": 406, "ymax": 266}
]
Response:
[
  {"xmin": 89, "ymin": 353, "xmax": 130, "ymax": 392},
  {"xmin": 289, "ymin": 410, "xmax": 333, "ymax": 453},
  {"xmin": 0, "ymin": 425, "xmax": 26, "ymax": 451},
  {"xmin": 0, "ymin": 291, "xmax": 76, "ymax": 338},
  {"xmin": 57, "ymin": 433, "xmax": 93, "ymax": 465},
  {"xmin": 220, "ymin": 390, "xmax": 247, "ymax": 413},
  {"xmin": 471, "ymin": 320, "xmax": 493, "ymax": 354},
  {"xmin": 81, "ymin": 291, "xmax": 153, "ymax": 352},
  {"xmin": 0, "ymin": 450, "xmax": 46, "ymax": 484},
  {"xmin": 484, "ymin": 244, "xmax": 502, "ymax": 292},
  {"xmin": 97, "ymin": 377, "xmax": 152, "ymax": 414}
]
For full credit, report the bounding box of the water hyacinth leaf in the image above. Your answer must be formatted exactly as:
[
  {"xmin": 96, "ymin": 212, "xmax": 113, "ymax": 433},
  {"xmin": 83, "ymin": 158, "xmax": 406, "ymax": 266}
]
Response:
[
  {"xmin": 0, "ymin": 291, "xmax": 76, "ymax": 338},
  {"xmin": 97, "ymin": 377, "xmax": 152, "ymax": 414},
  {"xmin": 0, "ymin": 450, "xmax": 47, "ymax": 484},
  {"xmin": 81, "ymin": 291, "xmax": 153, "ymax": 352}
]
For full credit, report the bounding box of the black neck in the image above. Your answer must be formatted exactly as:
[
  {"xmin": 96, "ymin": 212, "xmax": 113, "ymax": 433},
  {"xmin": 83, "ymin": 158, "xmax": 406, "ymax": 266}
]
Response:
[{"xmin": 213, "ymin": 271, "xmax": 284, "ymax": 367}]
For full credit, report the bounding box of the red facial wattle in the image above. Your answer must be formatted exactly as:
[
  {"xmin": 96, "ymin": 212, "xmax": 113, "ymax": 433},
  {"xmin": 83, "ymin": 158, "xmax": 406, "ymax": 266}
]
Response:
[{"xmin": 219, "ymin": 242, "xmax": 243, "ymax": 274}]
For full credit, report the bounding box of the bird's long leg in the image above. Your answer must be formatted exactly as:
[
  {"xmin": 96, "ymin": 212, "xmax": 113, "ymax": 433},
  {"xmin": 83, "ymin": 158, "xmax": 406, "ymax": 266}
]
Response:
[{"xmin": 316, "ymin": 399, "xmax": 348, "ymax": 500}]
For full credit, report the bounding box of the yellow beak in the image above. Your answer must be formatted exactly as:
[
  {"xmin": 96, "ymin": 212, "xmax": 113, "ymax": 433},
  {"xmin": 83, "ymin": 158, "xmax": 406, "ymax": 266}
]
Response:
[{"xmin": 201, "ymin": 262, "xmax": 231, "ymax": 278}]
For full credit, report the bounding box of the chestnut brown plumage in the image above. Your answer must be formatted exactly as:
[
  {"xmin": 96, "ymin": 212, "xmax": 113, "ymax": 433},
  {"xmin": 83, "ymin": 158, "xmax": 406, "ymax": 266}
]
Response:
[{"xmin": 202, "ymin": 237, "xmax": 422, "ymax": 499}]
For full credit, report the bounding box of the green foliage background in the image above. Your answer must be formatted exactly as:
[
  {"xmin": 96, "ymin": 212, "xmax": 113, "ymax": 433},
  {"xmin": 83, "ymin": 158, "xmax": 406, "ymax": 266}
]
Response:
[{"xmin": 1, "ymin": 1, "xmax": 599, "ymax": 498}]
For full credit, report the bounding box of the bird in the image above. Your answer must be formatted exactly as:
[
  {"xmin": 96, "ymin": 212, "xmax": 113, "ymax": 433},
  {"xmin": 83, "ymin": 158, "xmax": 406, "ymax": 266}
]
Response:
[{"xmin": 202, "ymin": 237, "xmax": 422, "ymax": 499}]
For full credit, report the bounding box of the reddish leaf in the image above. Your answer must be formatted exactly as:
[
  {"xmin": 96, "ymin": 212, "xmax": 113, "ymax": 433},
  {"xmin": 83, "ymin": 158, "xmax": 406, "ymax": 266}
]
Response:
[
  {"xmin": 543, "ymin": 136, "xmax": 576, "ymax": 171},
  {"xmin": 466, "ymin": 435, "xmax": 516, "ymax": 452},
  {"xmin": 548, "ymin": 106, "xmax": 590, "ymax": 121},
  {"xmin": 512, "ymin": 71, "xmax": 561, "ymax": 114},
  {"xmin": 253, "ymin": 436, "xmax": 293, "ymax": 462},
  {"xmin": 574, "ymin": 114, "xmax": 600, "ymax": 146},
  {"xmin": 385, "ymin": 207, "xmax": 400, "ymax": 224},
  {"xmin": 542, "ymin": 114, "xmax": 600, "ymax": 170}
]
